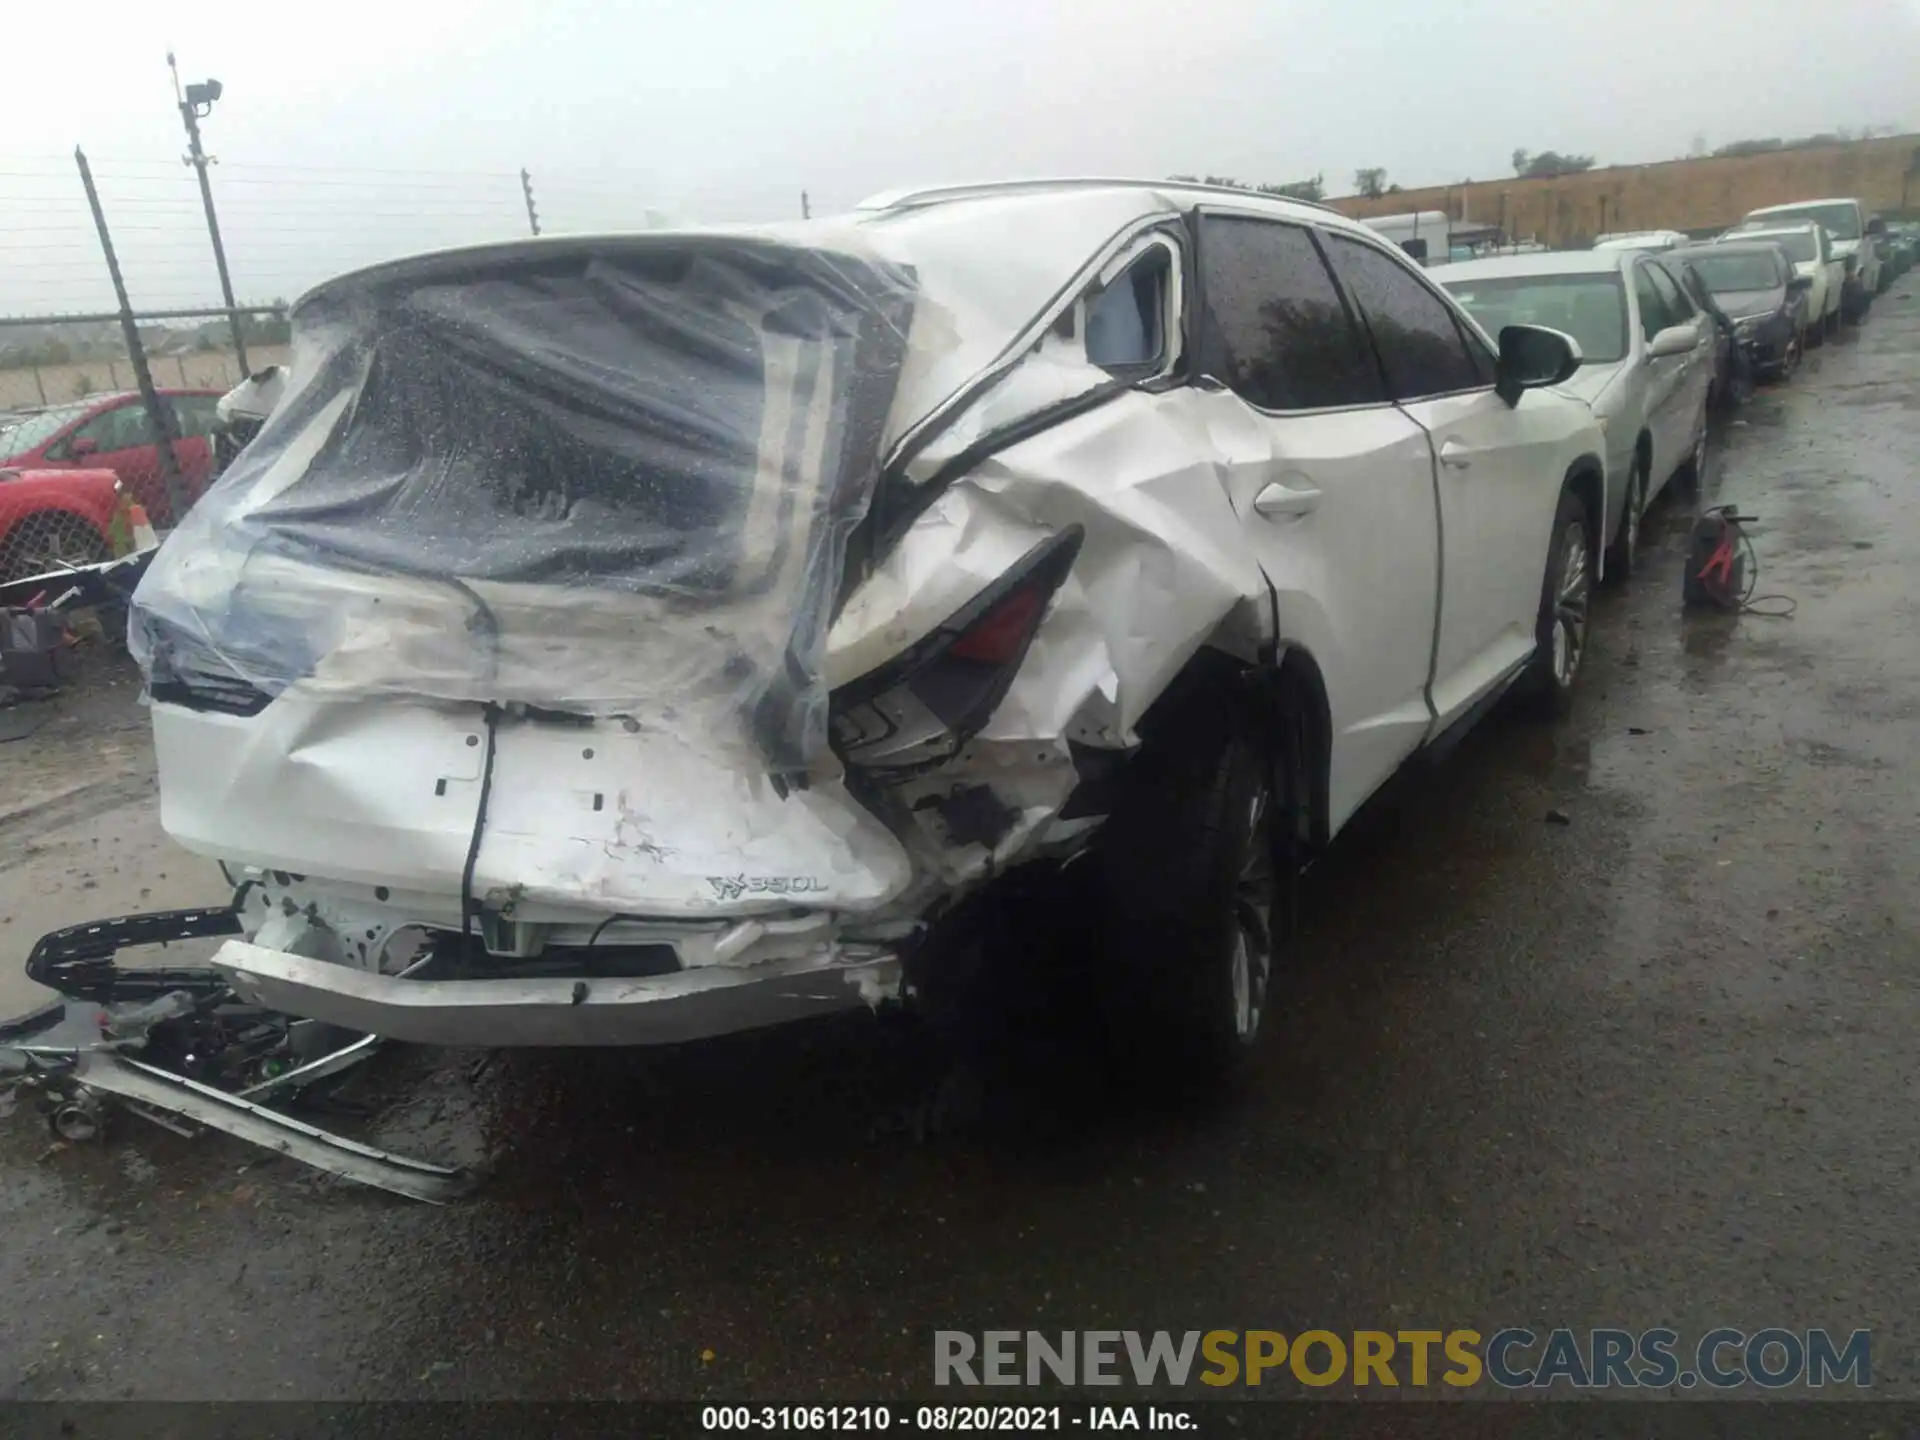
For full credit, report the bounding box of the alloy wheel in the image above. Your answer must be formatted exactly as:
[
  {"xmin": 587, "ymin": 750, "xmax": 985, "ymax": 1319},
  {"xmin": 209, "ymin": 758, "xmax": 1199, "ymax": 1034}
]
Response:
[
  {"xmin": 1621, "ymin": 466, "xmax": 1645, "ymax": 572},
  {"xmin": 1230, "ymin": 788, "xmax": 1274, "ymax": 1042},
  {"xmin": 1551, "ymin": 520, "xmax": 1591, "ymax": 689}
]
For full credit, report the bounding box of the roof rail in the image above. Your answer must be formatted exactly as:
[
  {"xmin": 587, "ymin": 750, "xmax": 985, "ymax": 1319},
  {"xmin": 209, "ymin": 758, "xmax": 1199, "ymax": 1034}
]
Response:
[{"xmin": 855, "ymin": 176, "xmax": 1337, "ymax": 216}]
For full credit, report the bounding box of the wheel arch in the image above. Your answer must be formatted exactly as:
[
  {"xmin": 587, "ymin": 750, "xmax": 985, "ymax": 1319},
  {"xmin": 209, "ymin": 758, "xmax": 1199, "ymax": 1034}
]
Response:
[
  {"xmin": 1565, "ymin": 455, "xmax": 1605, "ymax": 542},
  {"xmin": 1134, "ymin": 640, "xmax": 1332, "ymax": 854}
]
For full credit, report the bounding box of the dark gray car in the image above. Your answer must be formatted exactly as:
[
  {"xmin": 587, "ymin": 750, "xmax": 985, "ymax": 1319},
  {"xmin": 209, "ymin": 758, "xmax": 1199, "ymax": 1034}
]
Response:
[{"xmin": 1668, "ymin": 242, "xmax": 1810, "ymax": 382}]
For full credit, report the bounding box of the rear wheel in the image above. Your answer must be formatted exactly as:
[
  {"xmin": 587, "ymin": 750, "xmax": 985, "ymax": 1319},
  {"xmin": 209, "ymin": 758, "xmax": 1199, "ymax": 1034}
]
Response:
[
  {"xmin": 1775, "ymin": 327, "xmax": 1803, "ymax": 381},
  {"xmin": 1603, "ymin": 458, "xmax": 1646, "ymax": 585},
  {"xmin": 1520, "ymin": 485, "xmax": 1593, "ymax": 718},
  {"xmin": 1096, "ymin": 682, "xmax": 1299, "ymax": 1083}
]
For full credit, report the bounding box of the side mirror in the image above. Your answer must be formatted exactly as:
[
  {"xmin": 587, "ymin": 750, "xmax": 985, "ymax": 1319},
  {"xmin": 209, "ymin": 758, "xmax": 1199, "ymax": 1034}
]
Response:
[
  {"xmin": 1787, "ymin": 275, "xmax": 1812, "ymax": 293},
  {"xmin": 1646, "ymin": 324, "xmax": 1697, "ymax": 359},
  {"xmin": 68, "ymin": 436, "xmax": 98, "ymax": 458},
  {"xmin": 1494, "ymin": 323, "xmax": 1582, "ymax": 406}
]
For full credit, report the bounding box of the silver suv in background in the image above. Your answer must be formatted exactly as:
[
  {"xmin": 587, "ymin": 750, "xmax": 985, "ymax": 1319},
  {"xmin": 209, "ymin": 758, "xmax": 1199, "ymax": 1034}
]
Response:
[
  {"xmin": 1728, "ymin": 198, "xmax": 1886, "ymax": 320},
  {"xmin": 1437, "ymin": 247, "xmax": 1715, "ymax": 584}
]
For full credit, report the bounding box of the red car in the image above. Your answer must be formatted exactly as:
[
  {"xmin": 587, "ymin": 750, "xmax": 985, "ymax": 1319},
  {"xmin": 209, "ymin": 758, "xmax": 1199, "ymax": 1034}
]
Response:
[
  {"xmin": 0, "ymin": 389, "xmax": 222, "ymax": 528},
  {"xmin": 0, "ymin": 467, "xmax": 123, "ymax": 585}
]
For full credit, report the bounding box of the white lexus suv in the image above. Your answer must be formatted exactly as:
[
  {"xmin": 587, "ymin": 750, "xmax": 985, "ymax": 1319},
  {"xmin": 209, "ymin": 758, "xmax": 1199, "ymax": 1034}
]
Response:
[{"xmin": 60, "ymin": 180, "xmax": 1608, "ymax": 1074}]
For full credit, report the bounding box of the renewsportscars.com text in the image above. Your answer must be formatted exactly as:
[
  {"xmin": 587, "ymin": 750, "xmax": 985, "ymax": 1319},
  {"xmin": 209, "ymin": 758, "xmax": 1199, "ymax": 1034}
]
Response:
[{"xmin": 933, "ymin": 1328, "xmax": 1871, "ymax": 1390}]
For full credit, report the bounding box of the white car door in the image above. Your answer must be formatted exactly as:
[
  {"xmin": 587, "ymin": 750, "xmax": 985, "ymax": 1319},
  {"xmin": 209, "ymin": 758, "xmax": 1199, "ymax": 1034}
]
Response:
[
  {"xmin": 1651, "ymin": 263, "xmax": 1712, "ymax": 426},
  {"xmin": 1630, "ymin": 260, "xmax": 1690, "ymax": 487},
  {"xmin": 1819, "ymin": 230, "xmax": 1846, "ymax": 322},
  {"xmin": 1318, "ymin": 229, "xmax": 1569, "ymax": 729},
  {"xmin": 1645, "ymin": 261, "xmax": 1712, "ymax": 465},
  {"xmin": 1190, "ymin": 211, "xmax": 1440, "ymax": 830}
]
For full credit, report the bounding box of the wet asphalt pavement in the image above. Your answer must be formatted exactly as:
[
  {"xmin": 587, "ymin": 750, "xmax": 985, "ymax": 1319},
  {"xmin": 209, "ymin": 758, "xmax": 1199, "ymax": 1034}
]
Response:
[{"xmin": 2, "ymin": 287, "xmax": 1918, "ymax": 1405}]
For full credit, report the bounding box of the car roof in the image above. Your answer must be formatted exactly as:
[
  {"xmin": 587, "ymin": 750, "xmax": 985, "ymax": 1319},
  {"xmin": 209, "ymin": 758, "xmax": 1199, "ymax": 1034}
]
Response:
[
  {"xmin": 1727, "ymin": 224, "xmax": 1819, "ymax": 241},
  {"xmin": 1749, "ymin": 198, "xmax": 1860, "ymax": 213},
  {"xmin": 1678, "ymin": 240, "xmax": 1789, "ymax": 259},
  {"xmin": 306, "ymin": 177, "xmax": 1384, "ymax": 307},
  {"xmin": 1430, "ymin": 249, "xmax": 1631, "ymax": 281},
  {"xmin": 853, "ymin": 176, "xmax": 1339, "ymax": 223}
]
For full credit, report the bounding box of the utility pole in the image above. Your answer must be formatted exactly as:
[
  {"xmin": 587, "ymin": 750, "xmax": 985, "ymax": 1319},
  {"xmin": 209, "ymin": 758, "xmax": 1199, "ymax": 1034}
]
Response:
[
  {"xmin": 801, "ymin": 190, "xmax": 811, "ymax": 220},
  {"xmin": 77, "ymin": 146, "xmax": 188, "ymax": 527},
  {"xmin": 521, "ymin": 168, "xmax": 541, "ymax": 236},
  {"xmin": 168, "ymin": 52, "xmax": 249, "ymax": 376}
]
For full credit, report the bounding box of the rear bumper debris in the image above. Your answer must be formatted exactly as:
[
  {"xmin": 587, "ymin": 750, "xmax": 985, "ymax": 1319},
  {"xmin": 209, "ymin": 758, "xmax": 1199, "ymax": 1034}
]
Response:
[
  {"xmin": 213, "ymin": 938, "xmax": 905, "ymax": 1048},
  {"xmin": 4, "ymin": 906, "xmax": 471, "ymax": 1204},
  {"xmin": 70, "ymin": 1049, "xmax": 469, "ymax": 1204}
]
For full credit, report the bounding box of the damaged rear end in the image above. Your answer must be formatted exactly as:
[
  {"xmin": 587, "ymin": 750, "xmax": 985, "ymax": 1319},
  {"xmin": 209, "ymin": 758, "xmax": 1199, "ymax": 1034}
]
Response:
[
  {"xmin": 129, "ymin": 232, "xmax": 941, "ymax": 1043},
  {"xmin": 108, "ymin": 194, "xmax": 1267, "ymax": 1052}
]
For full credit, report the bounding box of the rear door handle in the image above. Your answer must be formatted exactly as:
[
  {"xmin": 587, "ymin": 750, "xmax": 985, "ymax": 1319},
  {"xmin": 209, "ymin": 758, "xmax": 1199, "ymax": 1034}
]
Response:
[
  {"xmin": 1252, "ymin": 480, "xmax": 1321, "ymax": 518},
  {"xmin": 1438, "ymin": 439, "xmax": 1472, "ymax": 470}
]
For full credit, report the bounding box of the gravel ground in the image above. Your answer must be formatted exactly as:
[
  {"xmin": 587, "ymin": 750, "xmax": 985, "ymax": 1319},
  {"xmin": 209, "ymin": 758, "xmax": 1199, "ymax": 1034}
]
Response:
[{"xmin": 2, "ymin": 285, "xmax": 1917, "ymax": 1405}]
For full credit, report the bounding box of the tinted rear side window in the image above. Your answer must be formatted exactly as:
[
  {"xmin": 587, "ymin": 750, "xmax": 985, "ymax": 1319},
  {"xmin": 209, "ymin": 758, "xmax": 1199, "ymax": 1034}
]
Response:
[
  {"xmin": 1196, "ymin": 216, "xmax": 1384, "ymax": 411},
  {"xmin": 1319, "ymin": 234, "xmax": 1485, "ymax": 401}
]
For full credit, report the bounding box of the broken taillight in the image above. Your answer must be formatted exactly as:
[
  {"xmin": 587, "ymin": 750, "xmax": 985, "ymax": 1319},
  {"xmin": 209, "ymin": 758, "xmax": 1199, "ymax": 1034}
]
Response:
[{"xmin": 830, "ymin": 527, "xmax": 1083, "ymax": 773}]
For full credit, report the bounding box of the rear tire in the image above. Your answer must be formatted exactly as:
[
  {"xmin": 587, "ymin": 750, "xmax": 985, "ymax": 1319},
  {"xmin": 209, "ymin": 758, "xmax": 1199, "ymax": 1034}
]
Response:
[
  {"xmin": 1775, "ymin": 328, "xmax": 1802, "ymax": 381},
  {"xmin": 1603, "ymin": 459, "xmax": 1646, "ymax": 585},
  {"xmin": 1095, "ymin": 684, "xmax": 1295, "ymax": 1084},
  {"xmin": 1520, "ymin": 485, "xmax": 1593, "ymax": 718}
]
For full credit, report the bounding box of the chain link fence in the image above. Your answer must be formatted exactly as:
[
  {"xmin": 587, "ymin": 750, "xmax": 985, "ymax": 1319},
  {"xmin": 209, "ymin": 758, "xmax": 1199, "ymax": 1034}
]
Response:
[{"xmin": 0, "ymin": 150, "xmax": 692, "ymax": 566}]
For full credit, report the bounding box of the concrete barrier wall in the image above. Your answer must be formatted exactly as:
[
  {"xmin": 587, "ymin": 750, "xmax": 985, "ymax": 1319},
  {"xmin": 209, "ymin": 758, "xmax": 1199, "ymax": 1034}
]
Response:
[
  {"xmin": 1329, "ymin": 134, "xmax": 1920, "ymax": 247},
  {"xmin": 0, "ymin": 345, "xmax": 293, "ymax": 412}
]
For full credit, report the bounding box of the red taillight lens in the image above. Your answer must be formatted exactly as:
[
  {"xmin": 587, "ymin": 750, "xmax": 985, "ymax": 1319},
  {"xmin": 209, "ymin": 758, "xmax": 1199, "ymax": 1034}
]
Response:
[
  {"xmin": 831, "ymin": 528, "xmax": 1082, "ymax": 772},
  {"xmin": 946, "ymin": 586, "xmax": 1046, "ymax": 665}
]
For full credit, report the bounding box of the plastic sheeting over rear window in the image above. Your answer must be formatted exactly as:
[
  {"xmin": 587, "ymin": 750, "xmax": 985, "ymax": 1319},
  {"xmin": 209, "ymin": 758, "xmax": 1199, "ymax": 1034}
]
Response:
[{"xmin": 130, "ymin": 237, "xmax": 916, "ymax": 773}]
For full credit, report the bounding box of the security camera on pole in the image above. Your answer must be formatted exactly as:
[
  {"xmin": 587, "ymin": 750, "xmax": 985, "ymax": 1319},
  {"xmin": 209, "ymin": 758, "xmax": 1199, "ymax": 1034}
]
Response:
[{"xmin": 168, "ymin": 52, "xmax": 249, "ymax": 377}]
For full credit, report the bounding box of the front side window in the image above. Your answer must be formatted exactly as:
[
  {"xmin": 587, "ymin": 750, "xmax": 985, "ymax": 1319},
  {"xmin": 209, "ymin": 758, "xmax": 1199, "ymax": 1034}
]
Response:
[
  {"xmin": 1195, "ymin": 216, "xmax": 1384, "ymax": 411},
  {"xmin": 171, "ymin": 394, "xmax": 222, "ymax": 438},
  {"xmin": 1320, "ymin": 233, "xmax": 1485, "ymax": 401},
  {"xmin": 1633, "ymin": 267, "xmax": 1671, "ymax": 341},
  {"xmin": 1646, "ymin": 263, "xmax": 1693, "ymax": 321},
  {"xmin": 70, "ymin": 401, "xmax": 158, "ymax": 454},
  {"xmin": 1442, "ymin": 273, "xmax": 1628, "ymax": 365}
]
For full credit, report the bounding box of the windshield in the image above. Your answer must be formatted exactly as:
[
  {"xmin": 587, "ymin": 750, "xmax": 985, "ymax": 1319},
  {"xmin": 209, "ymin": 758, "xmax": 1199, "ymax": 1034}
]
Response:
[
  {"xmin": 1440, "ymin": 273, "xmax": 1627, "ymax": 365},
  {"xmin": 1750, "ymin": 204, "xmax": 1858, "ymax": 241},
  {"xmin": 1689, "ymin": 251, "xmax": 1786, "ymax": 292},
  {"xmin": 1742, "ymin": 230, "xmax": 1816, "ymax": 264},
  {"xmin": 0, "ymin": 403, "xmax": 88, "ymax": 456}
]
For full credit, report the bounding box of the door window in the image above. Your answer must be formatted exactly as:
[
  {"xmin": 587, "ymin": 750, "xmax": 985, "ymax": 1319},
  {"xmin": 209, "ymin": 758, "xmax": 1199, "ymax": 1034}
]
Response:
[
  {"xmin": 170, "ymin": 394, "xmax": 222, "ymax": 439},
  {"xmin": 68, "ymin": 400, "xmax": 158, "ymax": 454},
  {"xmin": 1195, "ymin": 216, "xmax": 1384, "ymax": 411},
  {"xmin": 1633, "ymin": 266, "xmax": 1671, "ymax": 341},
  {"xmin": 1319, "ymin": 233, "xmax": 1487, "ymax": 401},
  {"xmin": 1646, "ymin": 263, "xmax": 1693, "ymax": 321}
]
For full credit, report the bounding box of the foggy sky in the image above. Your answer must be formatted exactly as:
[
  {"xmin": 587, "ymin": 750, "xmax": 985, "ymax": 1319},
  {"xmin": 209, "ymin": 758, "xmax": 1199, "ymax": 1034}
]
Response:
[{"xmin": 4, "ymin": 0, "xmax": 1918, "ymax": 317}]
